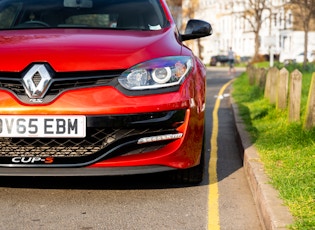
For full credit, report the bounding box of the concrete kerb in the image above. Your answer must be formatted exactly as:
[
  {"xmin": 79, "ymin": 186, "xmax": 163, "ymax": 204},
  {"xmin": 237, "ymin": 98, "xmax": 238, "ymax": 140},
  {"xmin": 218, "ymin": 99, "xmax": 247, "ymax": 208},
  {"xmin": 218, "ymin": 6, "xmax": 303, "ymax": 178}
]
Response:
[{"xmin": 231, "ymin": 101, "xmax": 294, "ymax": 230}]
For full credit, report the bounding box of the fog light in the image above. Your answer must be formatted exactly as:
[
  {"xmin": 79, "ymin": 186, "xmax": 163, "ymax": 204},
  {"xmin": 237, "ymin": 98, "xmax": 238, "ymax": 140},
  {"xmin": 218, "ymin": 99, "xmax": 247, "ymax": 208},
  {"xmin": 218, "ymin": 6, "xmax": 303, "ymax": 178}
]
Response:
[{"xmin": 137, "ymin": 133, "xmax": 183, "ymax": 144}]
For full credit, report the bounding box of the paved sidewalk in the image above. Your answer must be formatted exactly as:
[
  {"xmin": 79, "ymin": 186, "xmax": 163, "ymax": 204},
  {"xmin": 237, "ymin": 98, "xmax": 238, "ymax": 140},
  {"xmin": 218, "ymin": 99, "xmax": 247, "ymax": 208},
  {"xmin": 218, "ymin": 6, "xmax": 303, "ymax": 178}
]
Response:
[{"xmin": 231, "ymin": 101, "xmax": 294, "ymax": 230}]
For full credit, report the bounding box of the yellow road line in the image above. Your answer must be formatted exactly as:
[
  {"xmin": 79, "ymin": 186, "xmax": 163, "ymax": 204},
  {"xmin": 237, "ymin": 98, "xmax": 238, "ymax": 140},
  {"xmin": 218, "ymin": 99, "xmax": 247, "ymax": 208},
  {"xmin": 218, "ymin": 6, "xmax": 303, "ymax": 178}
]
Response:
[{"xmin": 208, "ymin": 79, "xmax": 235, "ymax": 230}]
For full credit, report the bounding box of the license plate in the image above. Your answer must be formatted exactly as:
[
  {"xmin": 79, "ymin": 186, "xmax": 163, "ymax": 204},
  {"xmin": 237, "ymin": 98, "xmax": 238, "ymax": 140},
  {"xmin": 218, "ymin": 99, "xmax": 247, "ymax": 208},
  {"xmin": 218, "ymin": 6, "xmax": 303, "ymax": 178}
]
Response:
[{"xmin": 0, "ymin": 115, "xmax": 86, "ymax": 138}]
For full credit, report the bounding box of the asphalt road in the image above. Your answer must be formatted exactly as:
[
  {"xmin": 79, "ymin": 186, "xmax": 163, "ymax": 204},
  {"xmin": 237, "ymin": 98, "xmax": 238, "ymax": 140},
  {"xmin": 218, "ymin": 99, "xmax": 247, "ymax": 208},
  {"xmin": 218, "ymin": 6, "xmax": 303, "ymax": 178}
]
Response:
[{"xmin": 0, "ymin": 67, "xmax": 262, "ymax": 230}]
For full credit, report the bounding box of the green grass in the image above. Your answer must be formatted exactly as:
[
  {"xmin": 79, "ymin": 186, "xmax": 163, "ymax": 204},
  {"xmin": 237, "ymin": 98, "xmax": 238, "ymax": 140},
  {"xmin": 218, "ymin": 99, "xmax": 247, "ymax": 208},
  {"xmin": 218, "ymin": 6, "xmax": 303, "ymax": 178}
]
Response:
[
  {"xmin": 232, "ymin": 70, "xmax": 315, "ymax": 230},
  {"xmin": 252, "ymin": 61, "xmax": 270, "ymax": 68}
]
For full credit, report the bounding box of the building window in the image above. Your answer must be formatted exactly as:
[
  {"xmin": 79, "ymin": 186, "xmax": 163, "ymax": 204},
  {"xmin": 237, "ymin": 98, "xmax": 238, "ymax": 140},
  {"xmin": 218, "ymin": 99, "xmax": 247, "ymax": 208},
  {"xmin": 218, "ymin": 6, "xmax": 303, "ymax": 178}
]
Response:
[{"xmin": 288, "ymin": 13, "xmax": 292, "ymax": 25}]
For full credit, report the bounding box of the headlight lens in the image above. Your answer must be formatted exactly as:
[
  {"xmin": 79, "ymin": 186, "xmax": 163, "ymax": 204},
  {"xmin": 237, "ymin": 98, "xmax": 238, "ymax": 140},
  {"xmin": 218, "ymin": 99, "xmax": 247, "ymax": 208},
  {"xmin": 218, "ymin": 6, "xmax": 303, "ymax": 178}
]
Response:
[{"xmin": 118, "ymin": 56, "xmax": 193, "ymax": 90}]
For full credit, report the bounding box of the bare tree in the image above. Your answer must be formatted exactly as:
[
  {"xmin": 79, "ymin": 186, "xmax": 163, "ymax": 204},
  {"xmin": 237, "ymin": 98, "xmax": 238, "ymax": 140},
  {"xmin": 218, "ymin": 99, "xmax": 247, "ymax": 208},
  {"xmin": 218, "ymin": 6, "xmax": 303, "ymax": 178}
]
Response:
[
  {"xmin": 289, "ymin": 0, "xmax": 315, "ymax": 65},
  {"xmin": 182, "ymin": 0, "xmax": 202, "ymax": 58},
  {"xmin": 166, "ymin": 0, "xmax": 182, "ymax": 26},
  {"xmin": 166, "ymin": 0, "xmax": 204, "ymax": 59},
  {"xmin": 166, "ymin": 0, "xmax": 181, "ymax": 6},
  {"xmin": 239, "ymin": 0, "xmax": 270, "ymax": 61}
]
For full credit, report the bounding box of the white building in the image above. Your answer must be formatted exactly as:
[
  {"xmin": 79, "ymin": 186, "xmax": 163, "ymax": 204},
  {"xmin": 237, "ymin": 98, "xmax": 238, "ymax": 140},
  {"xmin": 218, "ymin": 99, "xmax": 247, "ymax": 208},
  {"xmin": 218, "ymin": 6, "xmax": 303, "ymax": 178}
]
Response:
[{"xmin": 182, "ymin": 0, "xmax": 315, "ymax": 64}]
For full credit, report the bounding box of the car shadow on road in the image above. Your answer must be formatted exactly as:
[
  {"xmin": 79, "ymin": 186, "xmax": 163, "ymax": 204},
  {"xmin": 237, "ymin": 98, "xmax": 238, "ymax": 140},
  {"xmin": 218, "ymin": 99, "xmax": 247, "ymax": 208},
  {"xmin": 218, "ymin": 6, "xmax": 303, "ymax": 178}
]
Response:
[{"xmin": 0, "ymin": 171, "xmax": 208, "ymax": 190}]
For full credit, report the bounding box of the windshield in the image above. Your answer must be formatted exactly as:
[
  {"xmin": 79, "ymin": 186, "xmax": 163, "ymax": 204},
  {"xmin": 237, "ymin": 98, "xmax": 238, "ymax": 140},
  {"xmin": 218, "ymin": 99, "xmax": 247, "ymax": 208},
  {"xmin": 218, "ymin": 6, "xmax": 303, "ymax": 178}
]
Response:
[{"xmin": 0, "ymin": 0, "xmax": 169, "ymax": 30}]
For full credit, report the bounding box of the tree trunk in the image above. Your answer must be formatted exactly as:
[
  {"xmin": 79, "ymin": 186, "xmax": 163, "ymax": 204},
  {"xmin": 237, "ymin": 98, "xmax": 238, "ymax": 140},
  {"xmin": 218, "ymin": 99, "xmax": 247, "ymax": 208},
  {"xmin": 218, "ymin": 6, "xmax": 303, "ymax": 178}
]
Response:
[
  {"xmin": 254, "ymin": 30, "xmax": 260, "ymax": 61},
  {"xmin": 304, "ymin": 20, "xmax": 309, "ymax": 66},
  {"xmin": 197, "ymin": 39, "xmax": 203, "ymax": 60}
]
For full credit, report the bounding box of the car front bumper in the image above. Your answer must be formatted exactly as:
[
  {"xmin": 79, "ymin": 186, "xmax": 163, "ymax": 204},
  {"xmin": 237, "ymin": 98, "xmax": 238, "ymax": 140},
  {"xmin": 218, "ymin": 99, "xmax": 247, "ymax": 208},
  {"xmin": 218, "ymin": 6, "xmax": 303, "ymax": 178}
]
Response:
[{"xmin": 0, "ymin": 74, "xmax": 205, "ymax": 176}]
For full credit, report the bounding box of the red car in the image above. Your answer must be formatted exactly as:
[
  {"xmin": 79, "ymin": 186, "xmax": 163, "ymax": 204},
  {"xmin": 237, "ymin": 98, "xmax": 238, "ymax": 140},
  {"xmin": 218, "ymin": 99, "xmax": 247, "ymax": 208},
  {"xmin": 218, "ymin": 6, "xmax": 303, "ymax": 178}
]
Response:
[{"xmin": 0, "ymin": 0, "xmax": 212, "ymax": 183}]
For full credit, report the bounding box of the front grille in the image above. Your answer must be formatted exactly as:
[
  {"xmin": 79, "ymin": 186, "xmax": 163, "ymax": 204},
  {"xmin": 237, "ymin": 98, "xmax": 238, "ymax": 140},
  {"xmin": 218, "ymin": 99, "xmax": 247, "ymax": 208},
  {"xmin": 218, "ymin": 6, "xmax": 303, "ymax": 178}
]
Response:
[
  {"xmin": 0, "ymin": 127, "xmax": 171, "ymax": 158},
  {"xmin": 45, "ymin": 76, "xmax": 116, "ymax": 96},
  {"xmin": 0, "ymin": 70, "xmax": 123, "ymax": 104},
  {"xmin": 0, "ymin": 79, "xmax": 24, "ymax": 94}
]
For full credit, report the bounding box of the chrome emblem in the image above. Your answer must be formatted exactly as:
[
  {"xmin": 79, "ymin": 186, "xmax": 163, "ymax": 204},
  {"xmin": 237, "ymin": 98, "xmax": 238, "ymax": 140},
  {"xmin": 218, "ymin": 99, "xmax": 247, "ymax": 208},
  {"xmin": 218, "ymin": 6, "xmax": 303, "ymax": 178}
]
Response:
[{"xmin": 22, "ymin": 64, "xmax": 52, "ymax": 99}]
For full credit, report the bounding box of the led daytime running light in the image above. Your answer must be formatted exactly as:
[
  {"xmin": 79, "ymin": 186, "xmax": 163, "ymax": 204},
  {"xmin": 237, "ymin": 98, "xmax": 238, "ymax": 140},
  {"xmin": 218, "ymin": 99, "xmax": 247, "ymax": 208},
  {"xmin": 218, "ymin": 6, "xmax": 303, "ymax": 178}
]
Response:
[{"xmin": 137, "ymin": 133, "xmax": 183, "ymax": 144}]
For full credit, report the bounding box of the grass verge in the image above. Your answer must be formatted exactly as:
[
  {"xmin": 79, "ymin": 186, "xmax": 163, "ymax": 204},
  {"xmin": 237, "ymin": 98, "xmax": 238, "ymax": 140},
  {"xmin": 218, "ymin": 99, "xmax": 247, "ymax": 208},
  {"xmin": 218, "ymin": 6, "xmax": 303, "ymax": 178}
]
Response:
[{"xmin": 232, "ymin": 71, "xmax": 315, "ymax": 230}]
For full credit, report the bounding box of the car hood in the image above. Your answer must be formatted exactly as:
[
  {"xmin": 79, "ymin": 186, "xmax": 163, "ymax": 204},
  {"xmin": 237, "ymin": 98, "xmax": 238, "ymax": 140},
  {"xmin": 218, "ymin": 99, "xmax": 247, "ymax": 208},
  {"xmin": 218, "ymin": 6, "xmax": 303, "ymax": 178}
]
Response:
[{"xmin": 0, "ymin": 28, "xmax": 182, "ymax": 72}]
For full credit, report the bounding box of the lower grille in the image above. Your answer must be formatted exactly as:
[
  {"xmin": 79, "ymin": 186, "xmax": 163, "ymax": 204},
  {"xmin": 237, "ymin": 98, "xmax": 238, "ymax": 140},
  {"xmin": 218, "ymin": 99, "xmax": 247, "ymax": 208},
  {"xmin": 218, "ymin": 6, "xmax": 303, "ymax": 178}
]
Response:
[
  {"xmin": 0, "ymin": 110, "xmax": 186, "ymax": 166},
  {"xmin": 0, "ymin": 128, "xmax": 170, "ymax": 158}
]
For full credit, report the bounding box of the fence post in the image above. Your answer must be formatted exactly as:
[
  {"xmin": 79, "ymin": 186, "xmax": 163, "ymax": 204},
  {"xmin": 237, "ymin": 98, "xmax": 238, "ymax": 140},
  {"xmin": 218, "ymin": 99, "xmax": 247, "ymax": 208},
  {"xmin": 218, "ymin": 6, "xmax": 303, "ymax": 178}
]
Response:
[
  {"xmin": 264, "ymin": 67, "xmax": 279, "ymax": 104},
  {"xmin": 264, "ymin": 68, "xmax": 271, "ymax": 99},
  {"xmin": 256, "ymin": 68, "xmax": 267, "ymax": 89},
  {"xmin": 288, "ymin": 70, "xmax": 302, "ymax": 122},
  {"xmin": 304, "ymin": 73, "xmax": 315, "ymax": 129},
  {"xmin": 276, "ymin": 68, "xmax": 289, "ymax": 110},
  {"xmin": 247, "ymin": 65, "xmax": 255, "ymax": 85}
]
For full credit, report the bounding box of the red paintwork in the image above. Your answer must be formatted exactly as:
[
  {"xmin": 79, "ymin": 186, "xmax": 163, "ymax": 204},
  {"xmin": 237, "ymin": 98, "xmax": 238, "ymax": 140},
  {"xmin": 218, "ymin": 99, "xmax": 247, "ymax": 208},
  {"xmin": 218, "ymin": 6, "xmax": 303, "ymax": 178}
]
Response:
[
  {"xmin": 0, "ymin": 0, "xmax": 206, "ymax": 170},
  {"xmin": 0, "ymin": 27, "xmax": 181, "ymax": 72},
  {"xmin": 0, "ymin": 86, "xmax": 190, "ymax": 114}
]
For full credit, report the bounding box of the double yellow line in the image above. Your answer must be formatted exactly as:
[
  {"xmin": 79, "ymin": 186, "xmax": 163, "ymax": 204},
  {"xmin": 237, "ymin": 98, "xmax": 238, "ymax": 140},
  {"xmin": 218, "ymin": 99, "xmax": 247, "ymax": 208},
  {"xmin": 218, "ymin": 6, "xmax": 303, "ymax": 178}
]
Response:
[{"xmin": 208, "ymin": 79, "xmax": 235, "ymax": 230}]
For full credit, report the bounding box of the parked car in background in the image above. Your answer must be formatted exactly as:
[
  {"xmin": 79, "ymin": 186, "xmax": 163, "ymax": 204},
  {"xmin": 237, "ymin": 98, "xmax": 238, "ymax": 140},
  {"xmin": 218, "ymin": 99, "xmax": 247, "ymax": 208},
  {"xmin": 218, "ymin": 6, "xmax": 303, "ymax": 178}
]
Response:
[
  {"xmin": 240, "ymin": 56, "xmax": 252, "ymax": 64},
  {"xmin": 279, "ymin": 52, "xmax": 294, "ymax": 64},
  {"xmin": 0, "ymin": 0, "xmax": 212, "ymax": 183},
  {"xmin": 295, "ymin": 51, "xmax": 315, "ymax": 63},
  {"xmin": 280, "ymin": 51, "xmax": 315, "ymax": 64},
  {"xmin": 210, "ymin": 55, "xmax": 229, "ymax": 66}
]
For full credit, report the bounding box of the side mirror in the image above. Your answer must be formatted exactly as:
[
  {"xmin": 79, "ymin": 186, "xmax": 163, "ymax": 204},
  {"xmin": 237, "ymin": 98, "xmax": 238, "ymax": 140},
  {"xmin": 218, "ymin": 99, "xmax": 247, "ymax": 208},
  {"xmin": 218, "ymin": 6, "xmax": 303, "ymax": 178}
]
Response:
[{"xmin": 181, "ymin": 19, "xmax": 212, "ymax": 41}]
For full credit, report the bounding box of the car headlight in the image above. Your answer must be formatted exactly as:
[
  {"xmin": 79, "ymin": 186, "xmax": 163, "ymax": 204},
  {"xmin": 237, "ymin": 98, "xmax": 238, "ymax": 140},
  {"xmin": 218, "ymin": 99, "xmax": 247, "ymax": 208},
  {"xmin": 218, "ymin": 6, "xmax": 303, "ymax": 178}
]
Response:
[{"xmin": 118, "ymin": 56, "xmax": 193, "ymax": 90}]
